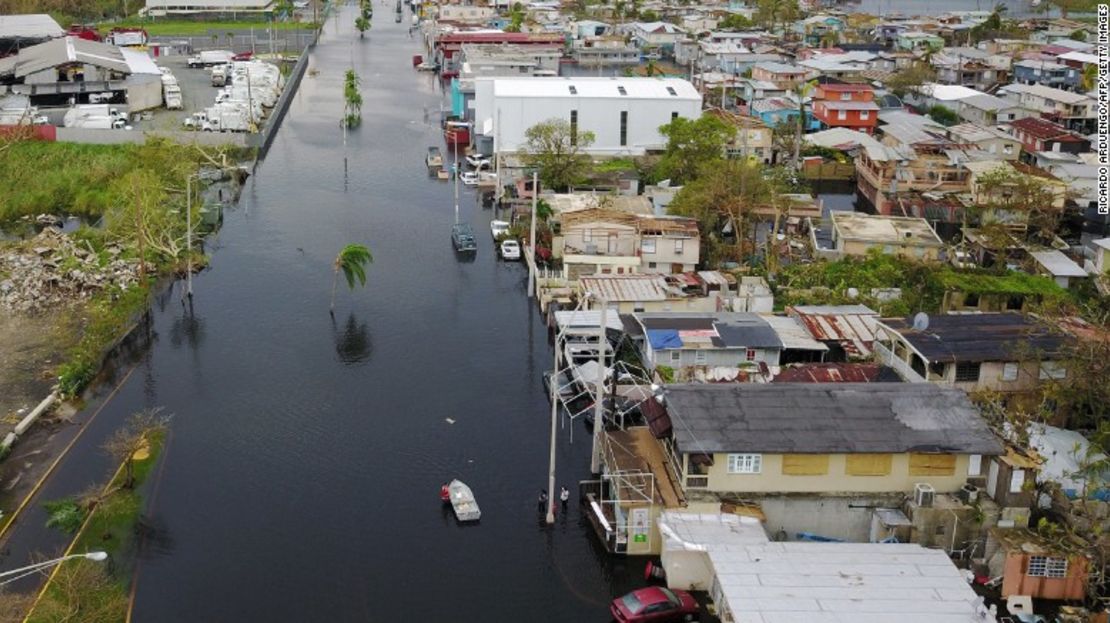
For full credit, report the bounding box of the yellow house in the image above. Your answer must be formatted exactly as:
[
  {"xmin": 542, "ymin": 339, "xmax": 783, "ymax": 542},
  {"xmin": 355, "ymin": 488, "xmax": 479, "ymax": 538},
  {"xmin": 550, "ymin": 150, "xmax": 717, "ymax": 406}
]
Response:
[
  {"xmin": 829, "ymin": 212, "xmax": 944, "ymax": 261},
  {"xmin": 662, "ymin": 383, "xmax": 1002, "ymax": 498}
]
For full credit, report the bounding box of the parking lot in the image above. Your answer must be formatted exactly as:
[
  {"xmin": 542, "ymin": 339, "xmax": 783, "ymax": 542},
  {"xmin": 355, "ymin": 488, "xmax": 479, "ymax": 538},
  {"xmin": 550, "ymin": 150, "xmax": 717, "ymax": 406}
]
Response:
[{"xmin": 143, "ymin": 55, "xmax": 225, "ymax": 131}]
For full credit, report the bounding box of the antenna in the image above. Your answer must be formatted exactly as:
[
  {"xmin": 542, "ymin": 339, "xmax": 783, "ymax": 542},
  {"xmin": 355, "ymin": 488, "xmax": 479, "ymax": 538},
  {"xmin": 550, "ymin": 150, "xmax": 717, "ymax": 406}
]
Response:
[{"xmin": 912, "ymin": 312, "xmax": 930, "ymax": 331}]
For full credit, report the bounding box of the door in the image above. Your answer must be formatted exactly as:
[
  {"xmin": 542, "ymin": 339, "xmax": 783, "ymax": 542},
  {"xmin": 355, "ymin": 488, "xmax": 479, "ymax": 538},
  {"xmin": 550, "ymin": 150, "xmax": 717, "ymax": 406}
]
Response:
[
  {"xmin": 607, "ymin": 234, "xmax": 618, "ymax": 254},
  {"xmin": 987, "ymin": 459, "xmax": 999, "ymax": 500}
]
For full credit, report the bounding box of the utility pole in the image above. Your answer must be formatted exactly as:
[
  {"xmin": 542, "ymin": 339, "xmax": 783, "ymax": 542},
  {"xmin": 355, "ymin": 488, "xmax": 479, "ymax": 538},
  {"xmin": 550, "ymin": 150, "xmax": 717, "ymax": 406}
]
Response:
[
  {"xmin": 590, "ymin": 298, "xmax": 607, "ymax": 474},
  {"xmin": 528, "ymin": 171, "xmax": 538, "ymax": 298},
  {"xmin": 545, "ymin": 309, "xmax": 563, "ymax": 524},
  {"xmin": 185, "ymin": 175, "xmax": 194, "ymax": 299}
]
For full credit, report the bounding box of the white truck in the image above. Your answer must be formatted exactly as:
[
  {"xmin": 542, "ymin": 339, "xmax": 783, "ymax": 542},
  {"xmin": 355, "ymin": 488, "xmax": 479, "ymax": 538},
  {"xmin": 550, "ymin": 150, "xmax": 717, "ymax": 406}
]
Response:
[
  {"xmin": 63, "ymin": 105, "xmax": 128, "ymax": 129},
  {"xmin": 163, "ymin": 84, "xmax": 183, "ymax": 110},
  {"xmin": 183, "ymin": 103, "xmax": 252, "ymax": 132},
  {"xmin": 187, "ymin": 50, "xmax": 234, "ymax": 68},
  {"xmin": 0, "ymin": 107, "xmax": 48, "ymax": 126},
  {"xmin": 211, "ymin": 64, "xmax": 229, "ymax": 87}
]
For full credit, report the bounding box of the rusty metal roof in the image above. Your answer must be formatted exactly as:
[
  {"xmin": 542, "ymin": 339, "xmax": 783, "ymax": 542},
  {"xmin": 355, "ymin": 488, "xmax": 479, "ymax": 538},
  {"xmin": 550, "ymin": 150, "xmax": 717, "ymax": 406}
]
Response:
[
  {"xmin": 787, "ymin": 305, "xmax": 881, "ymax": 358},
  {"xmin": 580, "ymin": 274, "xmax": 671, "ymax": 302},
  {"xmin": 773, "ymin": 363, "xmax": 901, "ymax": 383}
]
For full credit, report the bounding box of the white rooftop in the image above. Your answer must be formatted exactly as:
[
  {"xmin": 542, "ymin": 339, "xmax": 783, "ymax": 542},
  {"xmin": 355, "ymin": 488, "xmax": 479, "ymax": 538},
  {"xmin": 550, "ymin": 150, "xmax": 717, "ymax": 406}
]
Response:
[
  {"xmin": 918, "ymin": 83, "xmax": 982, "ymax": 101},
  {"xmin": 490, "ymin": 76, "xmax": 700, "ymax": 100},
  {"xmin": 999, "ymin": 82, "xmax": 1092, "ymax": 105},
  {"xmin": 1030, "ymin": 249, "xmax": 1087, "ymax": 278},
  {"xmin": 659, "ymin": 512, "xmax": 992, "ymax": 623},
  {"xmin": 0, "ymin": 14, "xmax": 64, "ymax": 39}
]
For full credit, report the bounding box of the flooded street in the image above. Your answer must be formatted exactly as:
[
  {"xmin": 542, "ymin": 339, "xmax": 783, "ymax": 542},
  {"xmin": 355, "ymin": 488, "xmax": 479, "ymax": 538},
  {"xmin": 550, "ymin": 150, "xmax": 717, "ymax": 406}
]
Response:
[{"xmin": 0, "ymin": 6, "xmax": 644, "ymax": 621}]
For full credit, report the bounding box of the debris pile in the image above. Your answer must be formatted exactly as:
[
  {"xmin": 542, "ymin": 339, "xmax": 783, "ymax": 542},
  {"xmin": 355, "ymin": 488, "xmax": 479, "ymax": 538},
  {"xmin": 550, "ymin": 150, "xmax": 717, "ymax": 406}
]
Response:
[{"xmin": 0, "ymin": 227, "xmax": 142, "ymax": 314}]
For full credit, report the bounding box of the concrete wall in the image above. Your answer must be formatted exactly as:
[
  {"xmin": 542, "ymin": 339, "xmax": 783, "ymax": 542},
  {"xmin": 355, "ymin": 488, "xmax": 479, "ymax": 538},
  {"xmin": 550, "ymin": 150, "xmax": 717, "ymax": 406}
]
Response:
[
  {"xmin": 838, "ymin": 238, "xmax": 942, "ymax": 261},
  {"xmin": 689, "ymin": 452, "xmax": 973, "ymax": 494},
  {"xmin": 54, "ymin": 127, "xmax": 250, "ymax": 147},
  {"xmin": 641, "ymin": 235, "xmax": 698, "ymax": 273},
  {"xmin": 1002, "ymin": 551, "xmax": 1088, "ymax": 600},
  {"xmin": 249, "ymin": 40, "xmax": 313, "ymax": 157},
  {"xmin": 758, "ymin": 494, "xmax": 905, "ymax": 542}
]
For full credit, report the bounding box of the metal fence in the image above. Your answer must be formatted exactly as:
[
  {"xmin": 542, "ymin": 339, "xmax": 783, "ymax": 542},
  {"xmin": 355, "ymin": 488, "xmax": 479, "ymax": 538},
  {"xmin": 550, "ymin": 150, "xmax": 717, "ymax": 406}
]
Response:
[
  {"xmin": 249, "ymin": 39, "xmax": 314, "ymax": 158},
  {"xmin": 150, "ymin": 30, "xmax": 317, "ymax": 56}
]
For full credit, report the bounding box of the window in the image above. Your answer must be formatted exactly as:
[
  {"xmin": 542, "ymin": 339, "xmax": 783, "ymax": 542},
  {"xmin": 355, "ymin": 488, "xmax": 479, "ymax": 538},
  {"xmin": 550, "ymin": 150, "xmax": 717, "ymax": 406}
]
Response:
[
  {"xmin": 671, "ymin": 111, "xmax": 679, "ymax": 121},
  {"xmin": 669, "ymin": 350, "xmax": 681, "ymax": 363},
  {"xmin": 666, "ymin": 86, "xmax": 677, "ymax": 96},
  {"xmin": 1039, "ymin": 361, "xmax": 1067, "ymax": 380},
  {"xmin": 633, "ymin": 304, "xmax": 645, "ymax": 313},
  {"xmin": 954, "ymin": 362, "xmax": 981, "ymax": 383},
  {"xmin": 860, "ymin": 110, "xmax": 870, "ymax": 120},
  {"xmin": 648, "ymin": 261, "xmax": 657, "ymax": 268},
  {"xmin": 841, "ymin": 92, "xmax": 852, "ymax": 100},
  {"xmin": 694, "ymin": 350, "xmax": 707, "ymax": 364},
  {"xmin": 617, "ymin": 86, "xmax": 628, "ymax": 96},
  {"xmin": 674, "ymin": 239, "xmax": 684, "ymax": 255},
  {"xmin": 568, "ymin": 85, "xmax": 577, "ymax": 95},
  {"xmin": 1003, "ymin": 144, "xmax": 1013, "ymax": 155},
  {"xmin": 846, "ymin": 454, "xmax": 893, "ymax": 476},
  {"xmin": 1027, "ymin": 556, "xmax": 1068, "ymax": 579},
  {"xmin": 727, "ymin": 453, "xmax": 762, "ymax": 474},
  {"xmin": 619, "ymin": 111, "xmax": 628, "ymax": 147},
  {"xmin": 782, "ymin": 454, "xmax": 829, "ymax": 475},
  {"xmin": 1010, "ymin": 468, "xmax": 1026, "ymax": 493},
  {"xmin": 745, "ymin": 348, "xmax": 756, "ymax": 361},
  {"xmin": 837, "ymin": 110, "xmax": 847, "ymax": 120},
  {"xmin": 583, "ymin": 229, "xmax": 592, "ymax": 242},
  {"xmin": 1002, "ymin": 362, "xmax": 1019, "ymax": 382},
  {"xmin": 909, "ymin": 453, "xmax": 956, "ymax": 476},
  {"xmin": 641, "ymin": 238, "xmax": 656, "ymax": 254},
  {"xmin": 570, "ymin": 110, "xmax": 578, "ymax": 145},
  {"xmin": 968, "ymin": 454, "xmax": 982, "ymax": 476}
]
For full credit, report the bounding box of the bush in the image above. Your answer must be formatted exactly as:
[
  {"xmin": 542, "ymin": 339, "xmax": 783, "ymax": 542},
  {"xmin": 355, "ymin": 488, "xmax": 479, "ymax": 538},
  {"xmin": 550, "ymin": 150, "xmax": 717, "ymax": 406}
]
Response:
[{"xmin": 43, "ymin": 499, "xmax": 86, "ymax": 534}]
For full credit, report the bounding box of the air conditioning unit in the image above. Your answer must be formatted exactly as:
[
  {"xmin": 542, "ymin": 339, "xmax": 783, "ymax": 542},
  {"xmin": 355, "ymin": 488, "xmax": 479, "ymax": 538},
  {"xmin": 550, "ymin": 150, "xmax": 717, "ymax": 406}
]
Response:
[{"xmin": 914, "ymin": 483, "xmax": 936, "ymax": 508}]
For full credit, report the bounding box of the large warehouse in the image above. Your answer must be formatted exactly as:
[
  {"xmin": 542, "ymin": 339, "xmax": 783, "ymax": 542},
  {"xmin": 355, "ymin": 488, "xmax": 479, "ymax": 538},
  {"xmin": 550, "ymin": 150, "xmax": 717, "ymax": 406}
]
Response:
[
  {"xmin": 0, "ymin": 14, "xmax": 64, "ymax": 57},
  {"xmin": 473, "ymin": 76, "xmax": 702, "ymax": 156},
  {"xmin": 0, "ymin": 36, "xmax": 164, "ymax": 110}
]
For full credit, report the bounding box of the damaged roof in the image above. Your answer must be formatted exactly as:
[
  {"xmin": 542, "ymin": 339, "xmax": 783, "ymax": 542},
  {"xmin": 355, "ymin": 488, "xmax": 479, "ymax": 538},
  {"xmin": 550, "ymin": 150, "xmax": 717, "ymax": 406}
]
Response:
[
  {"xmin": 880, "ymin": 313, "xmax": 1070, "ymax": 363},
  {"xmin": 664, "ymin": 383, "xmax": 1002, "ymax": 455}
]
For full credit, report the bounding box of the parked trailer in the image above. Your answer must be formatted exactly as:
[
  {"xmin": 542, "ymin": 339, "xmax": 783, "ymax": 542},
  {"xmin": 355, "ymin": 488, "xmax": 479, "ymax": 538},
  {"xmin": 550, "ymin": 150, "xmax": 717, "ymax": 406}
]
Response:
[
  {"xmin": 187, "ymin": 50, "xmax": 234, "ymax": 68},
  {"xmin": 63, "ymin": 105, "xmax": 127, "ymax": 129},
  {"xmin": 164, "ymin": 85, "xmax": 183, "ymax": 110}
]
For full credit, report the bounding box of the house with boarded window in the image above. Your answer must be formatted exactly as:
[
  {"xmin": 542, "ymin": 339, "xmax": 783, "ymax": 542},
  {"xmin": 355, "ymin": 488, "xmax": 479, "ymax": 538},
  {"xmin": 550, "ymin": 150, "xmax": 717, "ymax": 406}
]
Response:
[
  {"xmin": 633, "ymin": 312, "xmax": 783, "ymax": 381},
  {"xmin": 660, "ymin": 383, "xmax": 1003, "ymax": 541},
  {"xmin": 874, "ymin": 313, "xmax": 1072, "ymax": 392}
]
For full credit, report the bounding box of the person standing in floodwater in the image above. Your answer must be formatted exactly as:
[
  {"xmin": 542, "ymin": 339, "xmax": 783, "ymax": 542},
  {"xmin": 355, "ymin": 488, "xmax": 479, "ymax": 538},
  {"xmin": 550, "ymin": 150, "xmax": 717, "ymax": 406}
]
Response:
[
  {"xmin": 537, "ymin": 490, "xmax": 548, "ymax": 513},
  {"xmin": 559, "ymin": 486, "xmax": 569, "ymax": 510}
]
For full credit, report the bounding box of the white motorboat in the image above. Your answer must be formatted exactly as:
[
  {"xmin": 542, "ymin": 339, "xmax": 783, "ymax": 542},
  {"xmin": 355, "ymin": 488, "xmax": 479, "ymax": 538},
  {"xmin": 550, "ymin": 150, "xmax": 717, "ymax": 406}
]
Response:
[{"xmin": 446, "ymin": 479, "xmax": 481, "ymax": 521}]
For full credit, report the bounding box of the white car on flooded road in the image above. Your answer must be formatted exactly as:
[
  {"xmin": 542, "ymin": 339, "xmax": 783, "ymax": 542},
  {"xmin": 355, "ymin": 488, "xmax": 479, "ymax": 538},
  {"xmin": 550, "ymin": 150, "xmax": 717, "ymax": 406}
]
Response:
[
  {"xmin": 500, "ymin": 239, "xmax": 521, "ymax": 261},
  {"xmin": 490, "ymin": 220, "xmax": 509, "ymax": 240}
]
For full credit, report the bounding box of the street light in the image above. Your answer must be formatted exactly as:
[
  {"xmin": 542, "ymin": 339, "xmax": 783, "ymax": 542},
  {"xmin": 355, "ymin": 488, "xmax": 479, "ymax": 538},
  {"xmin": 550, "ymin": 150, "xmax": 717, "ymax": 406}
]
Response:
[{"xmin": 0, "ymin": 552, "xmax": 108, "ymax": 587}]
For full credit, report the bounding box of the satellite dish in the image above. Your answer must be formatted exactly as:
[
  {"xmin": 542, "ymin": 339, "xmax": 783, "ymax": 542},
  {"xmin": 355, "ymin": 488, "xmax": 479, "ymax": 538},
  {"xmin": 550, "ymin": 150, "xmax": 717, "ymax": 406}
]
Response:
[
  {"xmin": 846, "ymin": 287, "xmax": 859, "ymax": 299},
  {"xmin": 913, "ymin": 312, "xmax": 930, "ymax": 331}
]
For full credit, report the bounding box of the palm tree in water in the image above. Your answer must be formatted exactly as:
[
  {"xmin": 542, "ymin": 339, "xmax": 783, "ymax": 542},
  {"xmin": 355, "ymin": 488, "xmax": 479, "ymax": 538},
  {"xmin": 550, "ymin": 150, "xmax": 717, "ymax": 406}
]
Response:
[{"xmin": 330, "ymin": 244, "xmax": 373, "ymax": 313}]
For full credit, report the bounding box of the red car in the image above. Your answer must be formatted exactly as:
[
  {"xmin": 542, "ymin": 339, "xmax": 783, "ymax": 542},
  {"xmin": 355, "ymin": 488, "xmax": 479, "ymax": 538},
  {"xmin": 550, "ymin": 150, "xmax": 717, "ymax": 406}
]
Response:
[{"xmin": 610, "ymin": 587, "xmax": 699, "ymax": 622}]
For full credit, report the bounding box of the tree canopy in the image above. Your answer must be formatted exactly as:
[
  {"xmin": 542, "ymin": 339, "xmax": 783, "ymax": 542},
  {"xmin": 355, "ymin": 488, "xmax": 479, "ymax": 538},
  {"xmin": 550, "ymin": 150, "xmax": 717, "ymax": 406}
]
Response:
[
  {"xmin": 717, "ymin": 13, "xmax": 753, "ymax": 30},
  {"xmin": 885, "ymin": 62, "xmax": 937, "ymax": 97},
  {"xmin": 654, "ymin": 114, "xmax": 735, "ymax": 185},
  {"xmin": 521, "ymin": 118, "xmax": 596, "ymax": 192}
]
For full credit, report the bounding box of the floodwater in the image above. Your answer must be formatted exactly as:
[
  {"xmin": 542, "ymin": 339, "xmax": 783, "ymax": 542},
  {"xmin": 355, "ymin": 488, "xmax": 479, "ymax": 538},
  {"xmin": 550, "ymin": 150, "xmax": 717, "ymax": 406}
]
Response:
[
  {"xmin": 0, "ymin": 6, "xmax": 646, "ymax": 621},
  {"xmin": 847, "ymin": 0, "xmax": 1054, "ymax": 17}
]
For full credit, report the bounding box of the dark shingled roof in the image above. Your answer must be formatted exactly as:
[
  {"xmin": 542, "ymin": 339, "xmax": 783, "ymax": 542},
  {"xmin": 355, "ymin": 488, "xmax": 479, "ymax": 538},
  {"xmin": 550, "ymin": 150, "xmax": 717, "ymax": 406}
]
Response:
[
  {"xmin": 665, "ymin": 383, "xmax": 1002, "ymax": 455},
  {"xmin": 881, "ymin": 313, "xmax": 1069, "ymax": 363}
]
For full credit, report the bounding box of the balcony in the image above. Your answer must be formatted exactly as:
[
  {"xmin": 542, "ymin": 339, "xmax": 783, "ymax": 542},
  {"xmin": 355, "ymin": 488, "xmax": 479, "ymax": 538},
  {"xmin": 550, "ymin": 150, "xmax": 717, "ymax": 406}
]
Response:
[{"xmin": 874, "ymin": 340, "xmax": 927, "ymax": 383}]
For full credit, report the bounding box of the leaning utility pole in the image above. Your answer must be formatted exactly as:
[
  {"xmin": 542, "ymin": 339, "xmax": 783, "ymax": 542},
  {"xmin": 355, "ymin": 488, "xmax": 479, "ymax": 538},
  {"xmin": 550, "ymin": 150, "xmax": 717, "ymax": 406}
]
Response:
[
  {"xmin": 590, "ymin": 299, "xmax": 608, "ymax": 474},
  {"xmin": 528, "ymin": 171, "xmax": 538, "ymax": 298}
]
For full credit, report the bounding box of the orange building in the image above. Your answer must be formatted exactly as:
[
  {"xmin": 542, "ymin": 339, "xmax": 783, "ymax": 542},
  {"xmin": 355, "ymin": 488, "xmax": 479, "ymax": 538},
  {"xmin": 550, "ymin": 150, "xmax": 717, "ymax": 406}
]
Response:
[
  {"xmin": 812, "ymin": 83, "xmax": 879, "ymax": 134},
  {"xmin": 990, "ymin": 528, "xmax": 1089, "ymax": 601}
]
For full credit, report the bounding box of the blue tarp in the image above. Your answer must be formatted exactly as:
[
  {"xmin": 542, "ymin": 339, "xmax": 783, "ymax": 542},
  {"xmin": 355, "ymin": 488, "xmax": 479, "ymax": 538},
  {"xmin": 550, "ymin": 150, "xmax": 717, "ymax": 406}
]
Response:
[{"xmin": 647, "ymin": 329, "xmax": 683, "ymax": 350}]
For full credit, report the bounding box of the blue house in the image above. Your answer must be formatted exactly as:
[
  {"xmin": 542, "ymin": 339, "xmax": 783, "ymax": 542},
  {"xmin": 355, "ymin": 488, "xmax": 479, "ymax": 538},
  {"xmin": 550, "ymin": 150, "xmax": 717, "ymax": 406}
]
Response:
[
  {"xmin": 1013, "ymin": 60, "xmax": 1078, "ymax": 90},
  {"xmin": 751, "ymin": 97, "xmax": 820, "ymax": 130}
]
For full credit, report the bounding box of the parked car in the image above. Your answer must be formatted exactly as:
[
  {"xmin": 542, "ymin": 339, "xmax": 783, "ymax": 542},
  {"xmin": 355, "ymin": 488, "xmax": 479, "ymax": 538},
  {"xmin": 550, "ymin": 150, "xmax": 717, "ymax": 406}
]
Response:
[
  {"xmin": 451, "ymin": 223, "xmax": 477, "ymax": 252},
  {"xmin": 466, "ymin": 153, "xmax": 491, "ymax": 169},
  {"xmin": 610, "ymin": 587, "xmax": 698, "ymax": 623},
  {"xmin": 500, "ymin": 239, "xmax": 521, "ymax": 260},
  {"xmin": 460, "ymin": 171, "xmax": 480, "ymax": 186},
  {"xmin": 490, "ymin": 219, "xmax": 509, "ymax": 240}
]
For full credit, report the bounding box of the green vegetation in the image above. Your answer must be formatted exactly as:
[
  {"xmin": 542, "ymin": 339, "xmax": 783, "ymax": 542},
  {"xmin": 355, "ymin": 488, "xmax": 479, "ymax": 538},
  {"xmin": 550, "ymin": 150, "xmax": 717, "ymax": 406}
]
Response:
[
  {"xmin": 31, "ymin": 415, "xmax": 167, "ymax": 623},
  {"xmin": 343, "ymin": 69, "xmax": 362, "ymax": 128},
  {"xmin": 655, "ymin": 114, "xmax": 736, "ymax": 185},
  {"xmin": 0, "ymin": 139, "xmax": 238, "ymax": 224},
  {"xmin": 594, "ymin": 158, "xmax": 638, "ymax": 174},
  {"xmin": 885, "ymin": 62, "xmax": 937, "ymax": 97},
  {"xmin": 43, "ymin": 499, "xmax": 85, "ymax": 534},
  {"xmin": 927, "ymin": 105, "xmax": 959, "ymax": 127},
  {"xmin": 330, "ymin": 244, "xmax": 373, "ymax": 313},
  {"xmin": 776, "ymin": 251, "xmax": 1069, "ymax": 317},
  {"xmin": 521, "ymin": 119, "xmax": 596, "ymax": 192},
  {"xmin": 717, "ymin": 13, "xmax": 754, "ymax": 31},
  {"xmin": 57, "ymin": 283, "xmax": 151, "ymax": 397}
]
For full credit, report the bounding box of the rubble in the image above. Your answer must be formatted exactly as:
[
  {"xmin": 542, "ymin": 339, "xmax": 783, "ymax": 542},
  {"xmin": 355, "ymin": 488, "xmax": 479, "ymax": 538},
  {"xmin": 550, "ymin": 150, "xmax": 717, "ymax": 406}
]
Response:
[{"xmin": 0, "ymin": 228, "xmax": 142, "ymax": 314}]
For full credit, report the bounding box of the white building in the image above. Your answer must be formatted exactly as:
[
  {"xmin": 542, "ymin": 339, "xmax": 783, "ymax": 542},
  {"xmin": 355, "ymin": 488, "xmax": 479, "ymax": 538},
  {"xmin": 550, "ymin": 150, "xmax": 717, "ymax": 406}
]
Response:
[
  {"xmin": 473, "ymin": 77, "xmax": 702, "ymax": 155},
  {"xmin": 143, "ymin": 0, "xmax": 274, "ymax": 16},
  {"xmin": 659, "ymin": 512, "xmax": 994, "ymax": 623}
]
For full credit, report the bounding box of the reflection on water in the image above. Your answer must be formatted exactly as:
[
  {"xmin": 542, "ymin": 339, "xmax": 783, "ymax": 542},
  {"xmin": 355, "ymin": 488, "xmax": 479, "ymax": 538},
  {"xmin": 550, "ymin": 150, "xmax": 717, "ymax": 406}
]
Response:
[{"xmin": 332, "ymin": 312, "xmax": 372, "ymax": 365}]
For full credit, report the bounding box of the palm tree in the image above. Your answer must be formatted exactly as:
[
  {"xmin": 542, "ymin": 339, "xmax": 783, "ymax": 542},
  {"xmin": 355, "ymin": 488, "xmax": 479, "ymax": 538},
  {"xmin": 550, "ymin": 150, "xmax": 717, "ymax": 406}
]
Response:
[
  {"xmin": 791, "ymin": 79, "xmax": 817, "ymax": 169},
  {"xmin": 330, "ymin": 244, "xmax": 373, "ymax": 313}
]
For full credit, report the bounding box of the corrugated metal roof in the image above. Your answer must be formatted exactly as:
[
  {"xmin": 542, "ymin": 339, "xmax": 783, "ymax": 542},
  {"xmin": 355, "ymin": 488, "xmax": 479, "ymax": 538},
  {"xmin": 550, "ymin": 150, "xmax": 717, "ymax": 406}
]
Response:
[
  {"xmin": 762, "ymin": 316, "xmax": 828, "ymax": 352},
  {"xmin": 788, "ymin": 305, "xmax": 880, "ymax": 358},
  {"xmin": 0, "ymin": 36, "xmax": 130, "ymax": 79},
  {"xmin": 665, "ymin": 383, "xmax": 1003, "ymax": 455},
  {"xmin": 580, "ymin": 274, "xmax": 670, "ymax": 302},
  {"xmin": 1030, "ymin": 249, "xmax": 1087, "ymax": 278},
  {"xmin": 0, "ymin": 14, "xmax": 63, "ymax": 39},
  {"xmin": 773, "ymin": 363, "xmax": 901, "ymax": 383}
]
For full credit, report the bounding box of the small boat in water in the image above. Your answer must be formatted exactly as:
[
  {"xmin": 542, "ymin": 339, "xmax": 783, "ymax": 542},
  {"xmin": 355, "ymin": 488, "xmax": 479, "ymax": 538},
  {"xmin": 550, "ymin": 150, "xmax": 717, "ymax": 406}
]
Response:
[
  {"xmin": 426, "ymin": 146, "xmax": 443, "ymax": 169},
  {"xmin": 444, "ymin": 479, "xmax": 481, "ymax": 521}
]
